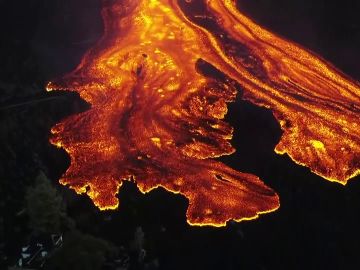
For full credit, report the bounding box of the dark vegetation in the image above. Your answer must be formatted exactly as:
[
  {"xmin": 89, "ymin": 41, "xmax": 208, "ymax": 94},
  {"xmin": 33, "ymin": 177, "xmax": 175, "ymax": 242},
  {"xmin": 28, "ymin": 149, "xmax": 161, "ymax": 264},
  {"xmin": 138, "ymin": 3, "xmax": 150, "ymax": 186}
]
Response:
[{"xmin": 0, "ymin": 0, "xmax": 360, "ymax": 269}]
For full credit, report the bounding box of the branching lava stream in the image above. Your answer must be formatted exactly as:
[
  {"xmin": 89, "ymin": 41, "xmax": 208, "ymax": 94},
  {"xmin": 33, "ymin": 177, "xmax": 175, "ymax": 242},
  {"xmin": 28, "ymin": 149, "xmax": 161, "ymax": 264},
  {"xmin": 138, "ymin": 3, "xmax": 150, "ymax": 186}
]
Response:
[{"xmin": 47, "ymin": 0, "xmax": 360, "ymax": 226}]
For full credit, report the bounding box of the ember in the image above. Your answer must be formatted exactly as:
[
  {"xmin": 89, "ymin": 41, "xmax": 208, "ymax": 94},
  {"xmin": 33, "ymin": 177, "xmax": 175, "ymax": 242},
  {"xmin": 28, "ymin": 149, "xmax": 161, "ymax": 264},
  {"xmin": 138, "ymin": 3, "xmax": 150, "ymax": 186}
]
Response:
[{"xmin": 47, "ymin": 0, "xmax": 359, "ymax": 226}]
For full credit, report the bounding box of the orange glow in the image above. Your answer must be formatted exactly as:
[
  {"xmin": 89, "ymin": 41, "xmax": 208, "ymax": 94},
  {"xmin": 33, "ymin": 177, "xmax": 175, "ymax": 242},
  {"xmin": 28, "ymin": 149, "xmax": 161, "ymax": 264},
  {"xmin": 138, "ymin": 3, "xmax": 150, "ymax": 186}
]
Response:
[{"xmin": 47, "ymin": 0, "xmax": 359, "ymax": 226}]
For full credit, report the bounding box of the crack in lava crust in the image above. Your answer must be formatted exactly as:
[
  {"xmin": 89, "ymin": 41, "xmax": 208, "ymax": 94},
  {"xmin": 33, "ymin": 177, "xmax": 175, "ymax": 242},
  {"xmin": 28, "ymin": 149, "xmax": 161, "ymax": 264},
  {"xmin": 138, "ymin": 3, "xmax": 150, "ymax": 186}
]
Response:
[{"xmin": 47, "ymin": 0, "xmax": 359, "ymax": 226}]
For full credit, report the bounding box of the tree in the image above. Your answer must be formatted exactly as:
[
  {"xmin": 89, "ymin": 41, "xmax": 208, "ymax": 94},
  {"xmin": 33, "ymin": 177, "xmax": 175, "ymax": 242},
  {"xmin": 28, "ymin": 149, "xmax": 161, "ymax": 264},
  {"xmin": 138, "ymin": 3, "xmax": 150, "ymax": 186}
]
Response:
[
  {"xmin": 25, "ymin": 171, "xmax": 67, "ymax": 234},
  {"xmin": 45, "ymin": 231, "xmax": 118, "ymax": 270}
]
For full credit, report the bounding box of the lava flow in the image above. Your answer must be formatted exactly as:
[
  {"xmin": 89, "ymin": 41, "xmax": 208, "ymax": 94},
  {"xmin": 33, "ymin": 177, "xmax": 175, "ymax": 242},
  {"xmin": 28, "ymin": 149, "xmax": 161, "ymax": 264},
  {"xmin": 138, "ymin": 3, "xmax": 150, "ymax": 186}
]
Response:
[{"xmin": 47, "ymin": 0, "xmax": 360, "ymax": 226}]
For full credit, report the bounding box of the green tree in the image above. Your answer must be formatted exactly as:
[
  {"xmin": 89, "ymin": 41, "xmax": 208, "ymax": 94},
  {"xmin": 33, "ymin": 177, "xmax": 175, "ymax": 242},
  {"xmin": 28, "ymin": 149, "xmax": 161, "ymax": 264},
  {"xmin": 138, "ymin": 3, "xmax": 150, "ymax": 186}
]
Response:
[
  {"xmin": 45, "ymin": 231, "xmax": 118, "ymax": 270},
  {"xmin": 25, "ymin": 171, "xmax": 68, "ymax": 234}
]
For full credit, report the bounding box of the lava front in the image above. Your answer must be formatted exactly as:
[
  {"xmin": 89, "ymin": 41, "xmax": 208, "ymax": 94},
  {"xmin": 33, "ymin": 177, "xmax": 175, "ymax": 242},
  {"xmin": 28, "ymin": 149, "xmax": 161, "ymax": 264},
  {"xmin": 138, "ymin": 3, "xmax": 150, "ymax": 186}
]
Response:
[{"xmin": 47, "ymin": 0, "xmax": 360, "ymax": 226}]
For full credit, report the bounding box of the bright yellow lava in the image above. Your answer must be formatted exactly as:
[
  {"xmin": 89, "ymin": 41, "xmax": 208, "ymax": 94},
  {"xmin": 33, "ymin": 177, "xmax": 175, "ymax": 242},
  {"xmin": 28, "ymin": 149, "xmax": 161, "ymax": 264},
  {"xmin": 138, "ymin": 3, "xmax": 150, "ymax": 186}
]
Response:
[{"xmin": 47, "ymin": 0, "xmax": 359, "ymax": 226}]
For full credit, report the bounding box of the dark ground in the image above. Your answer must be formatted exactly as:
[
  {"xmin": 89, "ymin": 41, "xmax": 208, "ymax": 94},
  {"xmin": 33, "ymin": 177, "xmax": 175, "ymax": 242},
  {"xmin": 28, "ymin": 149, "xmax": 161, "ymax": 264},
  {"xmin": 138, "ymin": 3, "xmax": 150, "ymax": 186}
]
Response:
[{"xmin": 1, "ymin": 0, "xmax": 360, "ymax": 269}]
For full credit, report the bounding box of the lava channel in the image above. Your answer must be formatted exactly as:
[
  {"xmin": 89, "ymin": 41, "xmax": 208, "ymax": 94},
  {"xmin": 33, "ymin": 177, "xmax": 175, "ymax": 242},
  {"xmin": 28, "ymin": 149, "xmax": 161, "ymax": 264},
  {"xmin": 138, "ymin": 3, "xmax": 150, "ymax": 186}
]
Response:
[{"xmin": 47, "ymin": 0, "xmax": 360, "ymax": 226}]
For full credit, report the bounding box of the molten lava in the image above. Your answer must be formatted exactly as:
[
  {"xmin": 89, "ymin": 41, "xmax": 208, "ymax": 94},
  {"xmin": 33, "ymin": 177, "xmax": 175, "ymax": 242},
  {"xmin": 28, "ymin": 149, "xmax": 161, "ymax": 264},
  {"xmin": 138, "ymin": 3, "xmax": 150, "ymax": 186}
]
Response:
[{"xmin": 47, "ymin": 0, "xmax": 360, "ymax": 226}]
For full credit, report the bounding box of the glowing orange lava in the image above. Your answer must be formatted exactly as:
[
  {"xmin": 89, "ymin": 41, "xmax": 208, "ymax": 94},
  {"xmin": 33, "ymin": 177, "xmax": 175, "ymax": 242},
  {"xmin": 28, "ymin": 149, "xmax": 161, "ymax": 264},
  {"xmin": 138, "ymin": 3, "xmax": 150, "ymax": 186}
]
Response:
[{"xmin": 47, "ymin": 0, "xmax": 359, "ymax": 226}]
